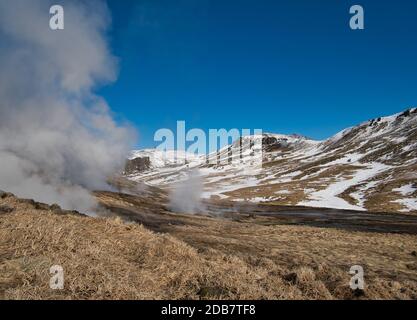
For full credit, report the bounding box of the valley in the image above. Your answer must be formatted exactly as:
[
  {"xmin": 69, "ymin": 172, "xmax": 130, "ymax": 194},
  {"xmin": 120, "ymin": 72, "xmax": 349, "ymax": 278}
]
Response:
[{"xmin": 1, "ymin": 108, "xmax": 417, "ymax": 300}]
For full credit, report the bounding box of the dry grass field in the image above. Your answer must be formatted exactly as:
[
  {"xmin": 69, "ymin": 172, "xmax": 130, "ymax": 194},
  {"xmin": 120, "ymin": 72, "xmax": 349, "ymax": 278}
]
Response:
[{"xmin": 1, "ymin": 189, "xmax": 417, "ymax": 300}]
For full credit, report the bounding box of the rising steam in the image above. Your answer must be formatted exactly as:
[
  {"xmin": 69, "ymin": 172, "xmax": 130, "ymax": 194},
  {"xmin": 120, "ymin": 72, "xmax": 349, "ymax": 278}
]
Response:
[
  {"xmin": 169, "ymin": 169, "xmax": 204, "ymax": 214},
  {"xmin": 0, "ymin": 0, "xmax": 135, "ymax": 213}
]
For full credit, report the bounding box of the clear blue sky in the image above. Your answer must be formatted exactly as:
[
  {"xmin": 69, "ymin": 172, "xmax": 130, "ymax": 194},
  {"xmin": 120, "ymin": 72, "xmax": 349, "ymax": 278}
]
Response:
[{"xmin": 98, "ymin": 0, "xmax": 417, "ymax": 149}]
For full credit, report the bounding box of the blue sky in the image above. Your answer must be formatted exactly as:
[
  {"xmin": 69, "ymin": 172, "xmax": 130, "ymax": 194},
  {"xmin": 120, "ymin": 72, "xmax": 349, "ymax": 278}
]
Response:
[{"xmin": 98, "ymin": 0, "xmax": 417, "ymax": 149}]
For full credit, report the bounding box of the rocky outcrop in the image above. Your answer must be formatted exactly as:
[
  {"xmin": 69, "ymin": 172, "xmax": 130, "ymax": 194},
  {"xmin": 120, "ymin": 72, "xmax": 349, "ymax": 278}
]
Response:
[
  {"xmin": 124, "ymin": 157, "xmax": 151, "ymax": 175},
  {"xmin": 262, "ymin": 136, "xmax": 289, "ymax": 152}
]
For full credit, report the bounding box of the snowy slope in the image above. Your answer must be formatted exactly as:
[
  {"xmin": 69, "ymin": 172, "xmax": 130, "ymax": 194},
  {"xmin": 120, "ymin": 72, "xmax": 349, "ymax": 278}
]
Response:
[
  {"xmin": 127, "ymin": 108, "xmax": 417, "ymax": 213},
  {"xmin": 129, "ymin": 149, "xmax": 203, "ymax": 168}
]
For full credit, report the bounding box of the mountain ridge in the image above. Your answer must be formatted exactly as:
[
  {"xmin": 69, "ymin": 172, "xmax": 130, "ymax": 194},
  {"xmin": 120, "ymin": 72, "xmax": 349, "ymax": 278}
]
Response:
[{"xmin": 126, "ymin": 107, "xmax": 417, "ymax": 213}]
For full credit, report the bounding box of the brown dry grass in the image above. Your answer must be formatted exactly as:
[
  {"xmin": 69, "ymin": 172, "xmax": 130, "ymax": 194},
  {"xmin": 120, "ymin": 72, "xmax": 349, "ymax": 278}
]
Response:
[{"xmin": 2, "ymin": 191, "xmax": 417, "ymax": 300}]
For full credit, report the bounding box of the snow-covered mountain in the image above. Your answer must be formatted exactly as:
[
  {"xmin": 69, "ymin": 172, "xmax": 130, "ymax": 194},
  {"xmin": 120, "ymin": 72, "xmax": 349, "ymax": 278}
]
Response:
[
  {"xmin": 129, "ymin": 149, "xmax": 202, "ymax": 169},
  {"xmin": 126, "ymin": 108, "xmax": 417, "ymax": 213}
]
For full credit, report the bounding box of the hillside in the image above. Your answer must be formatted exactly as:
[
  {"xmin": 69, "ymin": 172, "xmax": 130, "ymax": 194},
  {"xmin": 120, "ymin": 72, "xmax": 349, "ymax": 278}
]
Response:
[{"xmin": 127, "ymin": 108, "xmax": 417, "ymax": 213}]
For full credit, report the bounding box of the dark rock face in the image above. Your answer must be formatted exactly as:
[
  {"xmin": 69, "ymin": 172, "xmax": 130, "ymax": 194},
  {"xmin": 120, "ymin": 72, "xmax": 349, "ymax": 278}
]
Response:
[
  {"xmin": 124, "ymin": 157, "xmax": 151, "ymax": 175},
  {"xmin": 398, "ymin": 109, "xmax": 411, "ymax": 119},
  {"xmin": 262, "ymin": 136, "xmax": 289, "ymax": 152},
  {"xmin": 262, "ymin": 136, "xmax": 278, "ymax": 146}
]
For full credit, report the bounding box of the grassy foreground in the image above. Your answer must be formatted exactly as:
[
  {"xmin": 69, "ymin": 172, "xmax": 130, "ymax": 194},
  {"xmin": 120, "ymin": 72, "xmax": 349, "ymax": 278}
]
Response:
[{"xmin": 1, "ymin": 191, "xmax": 417, "ymax": 300}]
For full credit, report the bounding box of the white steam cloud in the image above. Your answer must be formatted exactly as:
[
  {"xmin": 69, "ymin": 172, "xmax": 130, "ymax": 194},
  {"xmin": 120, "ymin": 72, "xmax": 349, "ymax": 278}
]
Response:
[
  {"xmin": 169, "ymin": 169, "xmax": 204, "ymax": 214},
  {"xmin": 0, "ymin": 0, "xmax": 135, "ymax": 213}
]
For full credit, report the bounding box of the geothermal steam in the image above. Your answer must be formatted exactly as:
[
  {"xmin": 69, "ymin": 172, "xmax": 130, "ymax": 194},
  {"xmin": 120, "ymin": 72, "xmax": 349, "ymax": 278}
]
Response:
[
  {"xmin": 0, "ymin": 0, "xmax": 135, "ymax": 212},
  {"xmin": 169, "ymin": 169, "xmax": 204, "ymax": 214}
]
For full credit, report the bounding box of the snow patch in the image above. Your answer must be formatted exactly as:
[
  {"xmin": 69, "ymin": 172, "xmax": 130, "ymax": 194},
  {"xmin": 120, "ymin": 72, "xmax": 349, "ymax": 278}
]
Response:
[
  {"xmin": 299, "ymin": 163, "xmax": 391, "ymax": 211},
  {"xmin": 393, "ymin": 198, "xmax": 417, "ymax": 212},
  {"xmin": 393, "ymin": 184, "xmax": 415, "ymax": 196}
]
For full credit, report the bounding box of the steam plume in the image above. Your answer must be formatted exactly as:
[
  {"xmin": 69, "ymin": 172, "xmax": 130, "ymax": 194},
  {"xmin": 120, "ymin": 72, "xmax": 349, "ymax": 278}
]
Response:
[
  {"xmin": 169, "ymin": 169, "xmax": 204, "ymax": 214},
  {"xmin": 0, "ymin": 0, "xmax": 135, "ymax": 213}
]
